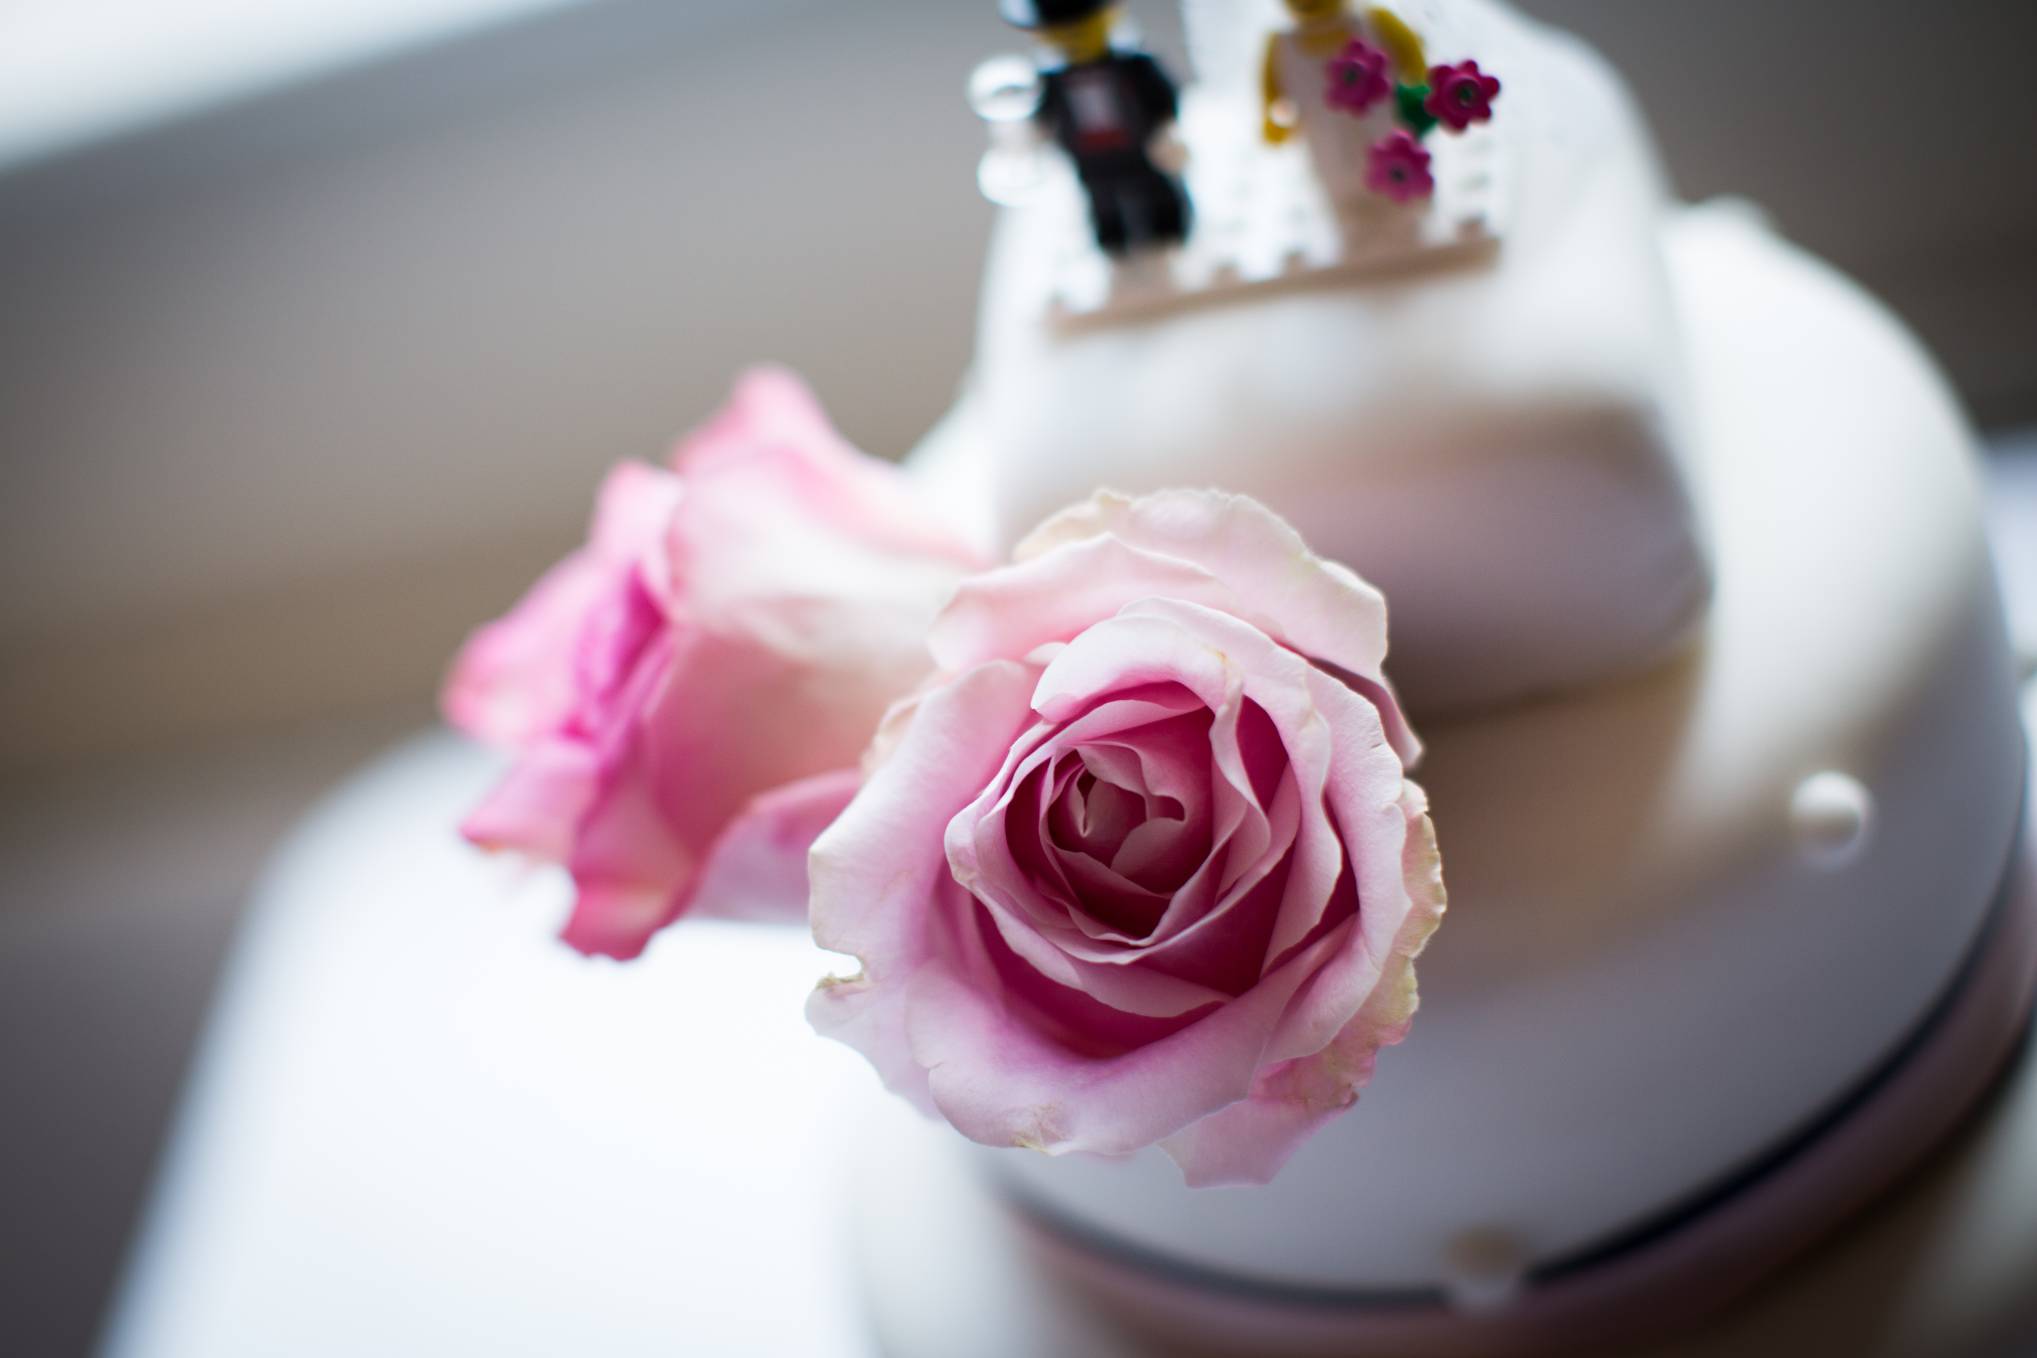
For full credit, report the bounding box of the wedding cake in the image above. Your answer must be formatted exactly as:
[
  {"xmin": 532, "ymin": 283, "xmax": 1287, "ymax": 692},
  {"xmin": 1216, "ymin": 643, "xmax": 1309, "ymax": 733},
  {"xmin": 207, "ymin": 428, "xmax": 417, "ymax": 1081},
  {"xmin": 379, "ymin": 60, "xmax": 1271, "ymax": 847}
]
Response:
[
  {"xmin": 440, "ymin": 1, "xmax": 2034, "ymax": 1352},
  {"xmin": 884, "ymin": 0, "xmax": 2034, "ymax": 1350}
]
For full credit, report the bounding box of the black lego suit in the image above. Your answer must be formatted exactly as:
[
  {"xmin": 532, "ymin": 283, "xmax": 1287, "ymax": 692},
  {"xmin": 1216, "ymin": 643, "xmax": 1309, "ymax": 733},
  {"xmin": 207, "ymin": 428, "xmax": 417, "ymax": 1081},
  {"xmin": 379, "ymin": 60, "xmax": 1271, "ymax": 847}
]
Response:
[{"xmin": 1036, "ymin": 50, "xmax": 1192, "ymax": 255}]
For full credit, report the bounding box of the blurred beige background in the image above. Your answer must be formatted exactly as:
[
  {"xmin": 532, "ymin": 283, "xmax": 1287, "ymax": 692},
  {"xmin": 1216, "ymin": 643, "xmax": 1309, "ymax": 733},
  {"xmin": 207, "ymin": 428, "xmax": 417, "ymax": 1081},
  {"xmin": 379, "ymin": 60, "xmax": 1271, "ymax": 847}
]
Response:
[{"xmin": 0, "ymin": 1, "xmax": 2031, "ymax": 1353}]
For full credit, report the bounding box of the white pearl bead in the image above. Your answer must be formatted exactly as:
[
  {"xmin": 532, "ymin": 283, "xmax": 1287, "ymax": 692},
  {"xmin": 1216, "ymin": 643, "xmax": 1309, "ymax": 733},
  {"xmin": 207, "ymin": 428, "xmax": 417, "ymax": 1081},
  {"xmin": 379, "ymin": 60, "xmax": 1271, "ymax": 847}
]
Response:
[
  {"xmin": 1791, "ymin": 771, "xmax": 1874, "ymax": 869},
  {"xmin": 1442, "ymin": 1228, "xmax": 1529, "ymax": 1313}
]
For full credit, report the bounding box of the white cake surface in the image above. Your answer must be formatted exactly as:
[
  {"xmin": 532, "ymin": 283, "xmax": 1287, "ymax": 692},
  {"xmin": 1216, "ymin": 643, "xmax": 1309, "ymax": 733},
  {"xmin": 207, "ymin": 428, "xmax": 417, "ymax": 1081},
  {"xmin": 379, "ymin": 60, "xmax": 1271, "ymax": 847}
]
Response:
[
  {"xmin": 964, "ymin": 0, "xmax": 1709, "ymax": 714},
  {"xmin": 976, "ymin": 200, "xmax": 2025, "ymax": 1291}
]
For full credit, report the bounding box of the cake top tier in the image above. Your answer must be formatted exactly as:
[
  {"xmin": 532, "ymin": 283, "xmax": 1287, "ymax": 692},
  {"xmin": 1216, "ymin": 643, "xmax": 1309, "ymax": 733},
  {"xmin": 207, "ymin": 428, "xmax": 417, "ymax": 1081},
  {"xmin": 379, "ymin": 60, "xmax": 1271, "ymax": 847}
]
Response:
[{"xmin": 957, "ymin": 0, "xmax": 1712, "ymax": 714}]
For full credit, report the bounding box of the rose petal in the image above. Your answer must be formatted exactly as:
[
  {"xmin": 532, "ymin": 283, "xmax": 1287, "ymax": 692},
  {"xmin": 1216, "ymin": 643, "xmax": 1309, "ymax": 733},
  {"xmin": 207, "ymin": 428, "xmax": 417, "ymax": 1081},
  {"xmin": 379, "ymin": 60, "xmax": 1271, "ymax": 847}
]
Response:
[
  {"xmin": 1007, "ymin": 758, "xmax": 1094, "ymax": 915},
  {"xmin": 459, "ymin": 740, "xmax": 601, "ymax": 862},
  {"xmin": 1029, "ymin": 611, "xmax": 1268, "ymax": 870},
  {"xmin": 1131, "ymin": 776, "xmax": 1300, "ymax": 994},
  {"xmin": 904, "ymin": 921, "xmax": 1353, "ymax": 1159},
  {"xmin": 965, "ymin": 910, "xmax": 1215, "ymax": 1057},
  {"xmin": 1260, "ymin": 672, "xmax": 1431, "ymax": 1047},
  {"xmin": 1054, "ymin": 849, "xmax": 1172, "ymax": 941},
  {"xmin": 1265, "ymin": 775, "xmax": 1444, "ymax": 1064},
  {"xmin": 962, "ymin": 726, "xmax": 1104, "ymax": 936},
  {"xmin": 556, "ymin": 655, "xmax": 692, "ymax": 960},
  {"xmin": 1068, "ymin": 771, "xmax": 1144, "ymax": 851},
  {"xmin": 1109, "ymin": 603, "xmax": 1371, "ymax": 973},
  {"xmin": 1032, "ymin": 604, "xmax": 1348, "ymax": 961},
  {"xmin": 930, "ymin": 534, "xmax": 1223, "ymax": 676},
  {"xmin": 1107, "ymin": 814, "xmax": 1198, "ymax": 894},
  {"xmin": 947, "ymin": 687, "xmax": 1208, "ymax": 941},
  {"xmin": 1163, "ymin": 788, "xmax": 1445, "ymax": 1185},
  {"xmin": 442, "ymin": 559, "xmax": 607, "ymax": 746},
  {"xmin": 938, "ymin": 488, "xmax": 1418, "ymax": 765},
  {"xmin": 1057, "ymin": 489, "xmax": 1414, "ymax": 763},
  {"xmin": 442, "ymin": 461, "xmax": 680, "ymax": 746},
  {"xmin": 968, "ymin": 895, "xmax": 1235, "ymax": 1017},
  {"xmin": 684, "ymin": 768, "xmax": 863, "ymax": 925},
  {"xmin": 1126, "ymin": 699, "xmax": 1282, "ymax": 952},
  {"xmin": 558, "ymin": 880, "xmax": 675, "ymax": 962},
  {"xmin": 673, "ymin": 367, "xmax": 982, "ymax": 569},
  {"xmin": 807, "ymin": 660, "xmax": 1042, "ymax": 1107},
  {"xmin": 603, "ymin": 608, "xmax": 928, "ymax": 922},
  {"xmin": 944, "ymin": 613, "xmax": 1295, "ymax": 988},
  {"xmin": 1081, "ymin": 716, "xmax": 1211, "ymax": 815}
]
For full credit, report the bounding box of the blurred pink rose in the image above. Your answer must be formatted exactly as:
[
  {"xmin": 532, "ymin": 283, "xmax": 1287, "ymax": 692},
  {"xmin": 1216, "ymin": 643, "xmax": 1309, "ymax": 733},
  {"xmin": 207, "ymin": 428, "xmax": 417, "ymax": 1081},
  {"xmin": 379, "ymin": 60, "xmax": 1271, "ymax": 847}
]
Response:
[
  {"xmin": 444, "ymin": 369, "xmax": 981, "ymax": 960},
  {"xmin": 808, "ymin": 490, "xmax": 1446, "ymax": 1186}
]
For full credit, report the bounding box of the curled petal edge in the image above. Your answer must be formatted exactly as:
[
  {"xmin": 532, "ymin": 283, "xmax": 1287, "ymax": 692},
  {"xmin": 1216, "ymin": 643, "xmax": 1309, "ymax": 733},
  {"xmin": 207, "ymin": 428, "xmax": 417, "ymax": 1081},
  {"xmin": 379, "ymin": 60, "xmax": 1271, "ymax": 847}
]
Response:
[{"xmin": 1159, "ymin": 784, "xmax": 1446, "ymax": 1186}]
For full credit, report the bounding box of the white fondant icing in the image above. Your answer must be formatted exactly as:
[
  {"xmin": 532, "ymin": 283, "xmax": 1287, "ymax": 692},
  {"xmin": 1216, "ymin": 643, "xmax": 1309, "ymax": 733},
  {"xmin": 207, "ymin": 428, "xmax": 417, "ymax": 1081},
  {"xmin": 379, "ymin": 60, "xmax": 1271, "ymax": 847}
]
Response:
[
  {"xmin": 975, "ymin": 203, "xmax": 2025, "ymax": 1291},
  {"xmin": 963, "ymin": 0, "xmax": 1708, "ymax": 714}
]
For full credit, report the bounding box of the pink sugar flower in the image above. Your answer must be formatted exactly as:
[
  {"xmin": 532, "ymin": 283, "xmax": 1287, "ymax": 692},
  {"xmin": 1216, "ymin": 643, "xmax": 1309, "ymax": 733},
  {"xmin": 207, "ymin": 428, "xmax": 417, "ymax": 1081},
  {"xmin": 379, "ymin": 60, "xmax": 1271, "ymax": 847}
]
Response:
[
  {"xmin": 1324, "ymin": 38, "xmax": 1392, "ymax": 115},
  {"xmin": 1367, "ymin": 129, "xmax": 1434, "ymax": 202},
  {"xmin": 443, "ymin": 369, "xmax": 982, "ymax": 960},
  {"xmin": 808, "ymin": 489, "xmax": 1446, "ymax": 1186},
  {"xmin": 1426, "ymin": 59, "xmax": 1501, "ymax": 131}
]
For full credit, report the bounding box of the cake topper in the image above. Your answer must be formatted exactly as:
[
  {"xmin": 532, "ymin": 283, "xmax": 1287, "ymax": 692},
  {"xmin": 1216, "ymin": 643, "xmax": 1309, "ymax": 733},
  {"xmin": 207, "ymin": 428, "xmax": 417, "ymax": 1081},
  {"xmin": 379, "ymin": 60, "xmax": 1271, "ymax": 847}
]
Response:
[
  {"xmin": 1263, "ymin": 0, "xmax": 1499, "ymax": 209},
  {"xmin": 1264, "ymin": 1, "xmax": 1429, "ymax": 206},
  {"xmin": 973, "ymin": 0, "xmax": 1509, "ymax": 323},
  {"xmin": 999, "ymin": 0, "xmax": 1193, "ymax": 256}
]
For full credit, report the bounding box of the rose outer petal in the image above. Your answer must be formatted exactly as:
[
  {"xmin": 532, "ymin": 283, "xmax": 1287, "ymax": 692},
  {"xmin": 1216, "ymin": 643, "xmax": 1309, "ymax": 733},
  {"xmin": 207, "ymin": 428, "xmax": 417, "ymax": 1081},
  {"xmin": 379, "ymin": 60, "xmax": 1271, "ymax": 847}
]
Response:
[
  {"xmin": 684, "ymin": 768, "xmax": 864, "ymax": 926},
  {"xmin": 459, "ymin": 740, "xmax": 601, "ymax": 864},
  {"xmin": 558, "ymin": 880, "xmax": 680, "ymax": 962},
  {"xmin": 807, "ymin": 660, "xmax": 1043, "ymax": 1111},
  {"xmin": 674, "ymin": 367, "xmax": 984, "ymax": 569},
  {"xmin": 442, "ymin": 461, "xmax": 681, "ymax": 747},
  {"xmin": 999, "ymin": 489, "xmax": 1417, "ymax": 765},
  {"xmin": 1160, "ymin": 785, "xmax": 1444, "ymax": 1185},
  {"xmin": 1262, "ymin": 671, "xmax": 1430, "ymax": 1057}
]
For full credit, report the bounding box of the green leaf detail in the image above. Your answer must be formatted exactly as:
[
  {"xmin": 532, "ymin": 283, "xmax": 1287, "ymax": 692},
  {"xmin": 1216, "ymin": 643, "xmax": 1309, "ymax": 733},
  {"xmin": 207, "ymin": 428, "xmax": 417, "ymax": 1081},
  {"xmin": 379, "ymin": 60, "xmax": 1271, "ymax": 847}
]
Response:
[{"xmin": 1396, "ymin": 83, "xmax": 1438, "ymax": 137}]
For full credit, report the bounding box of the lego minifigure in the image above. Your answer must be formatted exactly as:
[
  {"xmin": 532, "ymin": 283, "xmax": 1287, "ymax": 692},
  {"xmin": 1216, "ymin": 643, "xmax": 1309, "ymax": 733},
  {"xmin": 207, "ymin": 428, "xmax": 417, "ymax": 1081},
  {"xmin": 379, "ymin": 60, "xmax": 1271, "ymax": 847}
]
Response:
[
  {"xmin": 1002, "ymin": 0, "xmax": 1192, "ymax": 256},
  {"xmin": 1263, "ymin": 0, "xmax": 1429, "ymax": 207}
]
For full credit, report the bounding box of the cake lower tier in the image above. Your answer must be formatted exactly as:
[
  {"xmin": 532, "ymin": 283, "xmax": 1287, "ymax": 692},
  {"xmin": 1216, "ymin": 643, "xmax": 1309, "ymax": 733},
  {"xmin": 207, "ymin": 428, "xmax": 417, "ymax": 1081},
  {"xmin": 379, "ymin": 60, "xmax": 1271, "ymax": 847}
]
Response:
[
  {"xmin": 981, "ymin": 200, "xmax": 2026, "ymax": 1295},
  {"xmin": 849, "ymin": 833, "xmax": 2036, "ymax": 1354}
]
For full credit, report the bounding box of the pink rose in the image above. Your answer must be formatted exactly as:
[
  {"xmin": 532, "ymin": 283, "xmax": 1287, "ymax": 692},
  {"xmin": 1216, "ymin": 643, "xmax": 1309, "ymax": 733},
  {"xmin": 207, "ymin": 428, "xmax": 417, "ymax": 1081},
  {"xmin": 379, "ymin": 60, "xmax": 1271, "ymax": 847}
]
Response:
[
  {"xmin": 444, "ymin": 369, "xmax": 981, "ymax": 960},
  {"xmin": 808, "ymin": 490, "xmax": 1446, "ymax": 1185}
]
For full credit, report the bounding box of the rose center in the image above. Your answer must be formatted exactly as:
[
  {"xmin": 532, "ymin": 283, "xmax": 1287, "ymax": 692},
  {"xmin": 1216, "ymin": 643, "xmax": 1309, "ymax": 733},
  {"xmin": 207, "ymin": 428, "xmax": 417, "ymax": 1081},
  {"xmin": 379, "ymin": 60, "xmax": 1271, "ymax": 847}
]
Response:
[{"xmin": 1072, "ymin": 771, "xmax": 1144, "ymax": 851}]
